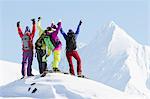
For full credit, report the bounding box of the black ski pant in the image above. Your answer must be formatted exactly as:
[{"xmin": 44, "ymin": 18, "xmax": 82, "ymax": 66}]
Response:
[{"xmin": 36, "ymin": 49, "xmax": 47, "ymax": 74}]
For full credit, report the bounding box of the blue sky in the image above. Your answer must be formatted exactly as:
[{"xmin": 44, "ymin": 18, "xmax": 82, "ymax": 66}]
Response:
[{"xmin": 0, "ymin": 0, "xmax": 149, "ymax": 69}]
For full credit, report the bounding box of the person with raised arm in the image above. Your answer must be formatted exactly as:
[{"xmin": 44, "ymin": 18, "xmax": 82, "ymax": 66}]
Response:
[
  {"xmin": 60, "ymin": 20, "xmax": 83, "ymax": 77},
  {"xmin": 17, "ymin": 19, "xmax": 36, "ymax": 78},
  {"xmin": 46, "ymin": 20, "xmax": 62, "ymax": 72}
]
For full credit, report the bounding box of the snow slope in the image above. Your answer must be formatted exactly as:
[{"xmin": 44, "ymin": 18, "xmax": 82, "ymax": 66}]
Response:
[
  {"xmin": 0, "ymin": 60, "xmax": 38, "ymax": 86},
  {"xmin": 77, "ymin": 21, "xmax": 150, "ymax": 97},
  {"xmin": 0, "ymin": 60, "xmax": 148, "ymax": 99},
  {"xmin": 0, "ymin": 72, "xmax": 146, "ymax": 99}
]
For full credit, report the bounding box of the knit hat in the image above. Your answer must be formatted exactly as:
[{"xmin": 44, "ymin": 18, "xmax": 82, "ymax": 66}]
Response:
[{"xmin": 67, "ymin": 29, "xmax": 74, "ymax": 34}]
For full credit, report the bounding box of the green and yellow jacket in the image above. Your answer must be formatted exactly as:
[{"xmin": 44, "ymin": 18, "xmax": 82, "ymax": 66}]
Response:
[{"xmin": 37, "ymin": 19, "xmax": 54, "ymax": 56}]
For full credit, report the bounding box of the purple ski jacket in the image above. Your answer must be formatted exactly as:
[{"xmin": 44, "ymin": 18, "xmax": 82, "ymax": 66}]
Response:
[{"xmin": 46, "ymin": 22, "xmax": 62, "ymax": 51}]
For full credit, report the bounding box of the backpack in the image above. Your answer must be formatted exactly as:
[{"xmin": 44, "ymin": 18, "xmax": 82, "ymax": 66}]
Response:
[
  {"xmin": 66, "ymin": 32, "xmax": 77, "ymax": 51},
  {"xmin": 35, "ymin": 33, "xmax": 45, "ymax": 50},
  {"xmin": 22, "ymin": 34, "xmax": 31, "ymax": 50}
]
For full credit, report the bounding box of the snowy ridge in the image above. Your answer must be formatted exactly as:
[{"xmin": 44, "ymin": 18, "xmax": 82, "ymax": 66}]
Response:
[
  {"xmin": 0, "ymin": 60, "xmax": 148, "ymax": 99},
  {"xmin": 0, "ymin": 72, "xmax": 145, "ymax": 99},
  {"xmin": 107, "ymin": 21, "xmax": 138, "ymax": 56},
  {"xmin": 77, "ymin": 21, "xmax": 150, "ymax": 97}
]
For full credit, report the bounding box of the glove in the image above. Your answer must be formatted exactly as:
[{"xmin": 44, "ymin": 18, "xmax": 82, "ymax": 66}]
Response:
[
  {"xmin": 17, "ymin": 21, "xmax": 20, "ymax": 27},
  {"xmin": 57, "ymin": 22, "xmax": 61, "ymax": 26},
  {"xmin": 57, "ymin": 19, "xmax": 61, "ymax": 25},
  {"xmin": 38, "ymin": 17, "xmax": 41, "ymax": 21},
  {"xmin": 79, "ymin": 20, "xmax": 82, "ymax": 26},
  {"xmin": 31, "ymin": 18, "xmax": 35, "ymax": 24}
]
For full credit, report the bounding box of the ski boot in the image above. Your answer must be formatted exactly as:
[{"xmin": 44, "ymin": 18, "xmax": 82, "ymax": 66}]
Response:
[
  {"xmin": 41, "ymin": 71, "xmax": 48, "ymax": 77},
  {"xmin": 53, "ymin": 67, "xmax": 61, "ymax": 72}
]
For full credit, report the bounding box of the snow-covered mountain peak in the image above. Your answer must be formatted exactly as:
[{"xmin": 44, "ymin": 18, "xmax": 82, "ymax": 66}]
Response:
[
  {"xmin": 77, "ymin": 21, "xmax": 150, "ymax": 97},
  {"xmin": 97, "ymin": 21, "xmax": 137, "ymax": 45},
  {"xmin": 100, "ymin": 21, "xmax": 139, "ymax": 56},
  {"xmin": 108, "ymin": 21, "xmax": 118, "ymax": 28},
  {"xmin": 106, "ymin": 21, "xmax": 137, "ymax": 44}
]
